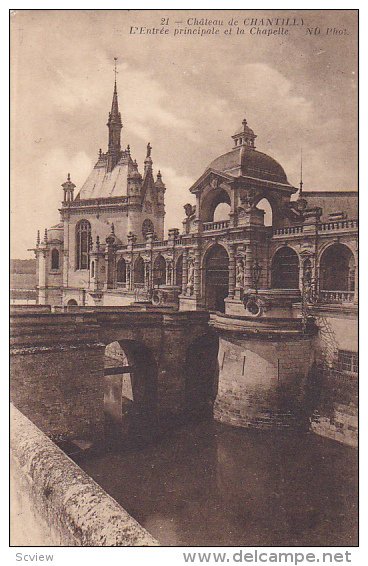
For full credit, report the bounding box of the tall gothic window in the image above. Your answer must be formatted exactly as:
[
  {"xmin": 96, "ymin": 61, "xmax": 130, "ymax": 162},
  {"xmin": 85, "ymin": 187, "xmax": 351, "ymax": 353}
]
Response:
[
  {"xmin": 51, "ymin": 248, "xmax": 60, "ymax": 270},
  {"xmin": 76, "ymin": 220, "xmax": 91, "ymax": 270}
]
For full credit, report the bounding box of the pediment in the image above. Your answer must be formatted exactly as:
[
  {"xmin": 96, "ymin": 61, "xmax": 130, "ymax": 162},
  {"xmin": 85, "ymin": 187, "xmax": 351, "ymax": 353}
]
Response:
[{"xmin": 189, "ymin": 168, "xmax": 234, "ymax": 194}]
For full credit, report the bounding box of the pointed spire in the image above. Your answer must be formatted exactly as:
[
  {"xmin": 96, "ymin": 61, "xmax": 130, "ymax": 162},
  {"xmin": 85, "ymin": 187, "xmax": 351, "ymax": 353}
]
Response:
[
  {"xmin": 37, "ymin": 230, "xmax": 40, "ymax": 246},
  {"xmin": 155, "ymin": 169, "xmax": 166, "ymax": 190},
  {"xmin": 107, "ymin": 58, "xmax": 123, "ymax": 171},
  {"xmin": 299, "ymin": 148, "xmax": 303, "ymax": 197},
  {"xmin": 44, "ymin": 229, "xmax": 48, "ymax": 244}
]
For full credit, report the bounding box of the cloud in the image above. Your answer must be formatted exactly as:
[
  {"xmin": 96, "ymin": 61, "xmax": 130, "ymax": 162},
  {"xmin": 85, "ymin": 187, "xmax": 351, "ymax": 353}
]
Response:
[
  {"xmin": 155, "ymin": 165, "xmax": 195, "ymax": 234},
  {"xmin": 11, "ymin": 149, "xmax": 92, "ymax": 258}
]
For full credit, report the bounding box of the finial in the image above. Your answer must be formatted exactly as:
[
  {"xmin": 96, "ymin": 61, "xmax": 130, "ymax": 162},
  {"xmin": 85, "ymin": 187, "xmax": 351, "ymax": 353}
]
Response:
[
  {"xmin": 67, "ymin": 172, "xmax": 71, "ymax": 182},
  {"xmin": 242, "ymin": 117, "xmax": 248, "ymax": 129},
  {"xmin": 96, "ymin": 235, "xmax": 100, "ymax": 249},
  {"xmin": 113, "ymin": 57, "xmax": 118, "ymax": 89},
  {"xmin": 44, "ymin": 228, "xmax": 48, "ymax": 243},
  {"xmin": 127, "ymin": 144, "xmax": 130, "ymax": 154},
  {"xmin": 157, "ymin": 170, "xmax": 162, "ymax": 179},
  {"xmin": 111, "ymin": 223, "xmax": 115, "ymax": 234},
  {"xmin": 299, "ymin": 148, "xmax": 303, "ymax": 197},
  {"xmin": 146, "ymin": 142, "xmax": 152, "ymax": 158},
  {"xmin": 37, "ymin": 230, "xmax": 40, "ymax": 245},
  {"xmin": 99, "ymin": 148, "xmax": 102, "ymax": 157}
]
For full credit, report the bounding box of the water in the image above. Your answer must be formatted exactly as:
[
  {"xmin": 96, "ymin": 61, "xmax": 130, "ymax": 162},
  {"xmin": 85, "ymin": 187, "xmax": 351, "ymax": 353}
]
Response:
[{"xmin": 78, "ymin": 420, "xmax": 357, "ymax": 546}]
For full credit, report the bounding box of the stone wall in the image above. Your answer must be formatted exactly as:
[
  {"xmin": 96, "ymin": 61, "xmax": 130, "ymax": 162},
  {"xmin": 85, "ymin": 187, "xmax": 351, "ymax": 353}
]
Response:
[
  {"xmin": 307, "ymin": 309, "xmax": 358, "ymax": 447},
  {"xmin": 10, "ymin": 311, "xmax": 107, "ymax": 442},
  {"xmin": 11, "ymin": 344, "xmax": 105, "ymax": 442},
  {"xmin": 214, "ymin": 334, "xmax": 314, "ymax": 429},
  {"xmin": 10, "ymin": 405, "xmax": 158, "ymax": 546}
]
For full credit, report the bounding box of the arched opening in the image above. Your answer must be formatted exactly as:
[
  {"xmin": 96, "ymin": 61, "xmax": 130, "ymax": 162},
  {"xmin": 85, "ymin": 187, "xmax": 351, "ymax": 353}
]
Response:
[
  {"xmin": 256, "ymin": 198, "xmax": 273, "ymax": 227},
  {"xmin": 184, "ymin": 332, "xmax": 219, "ymax": 418},
  {"xmin": 201, "ymin": 188, "xmax": 231, "ymax": 223},
  {"xmin": 213, "ymin": 202, "xmax": 231, "ymax": 222},
  {"xmin": 153, "ymin": 255, "xmax": 166, "ymax": 287},
  {"xmin": 204, "ymin": 244, "xmax": 229, "ymax": 312},
  {"xmin": 76, "ymin": 219, "xmax": 91, "ymax": 270},
  {"xmin": 104, "ymin": 340, "xmax": 158, "ymax": 447},
  {"xmin": 134, "ymin": 256, "xmax": 145, "ymax": 285},
  {"xmin": 175, "ymin": 255, "xmax": 183, "ymax": 288},
  {"xmin": 116, "ymin": 258, "xmax": 127, "ymax": 284},
  {"xmin": 51, "ymin": 248, "xmax": 60, "ymax": 270},
  {"xmin": 320, "ymin": 244, "xmax": 355, "ymax": 292},
  {"xmin": 271, "ymin": 247, "xmax": 299, "ymax": 289},
  {"xmin": 66, "ymin": 299, "xmax": 78, "ymax": 310}
]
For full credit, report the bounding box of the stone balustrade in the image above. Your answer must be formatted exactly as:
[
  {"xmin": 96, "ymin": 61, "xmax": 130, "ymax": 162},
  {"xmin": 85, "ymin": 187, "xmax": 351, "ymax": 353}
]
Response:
[
  {"xmin": 203, "ymin": 220, "xmax": 230, "ymax": 232},
  {"xmin": 319, "ymin": 290, "xmax": 354, "ymax": 304}
]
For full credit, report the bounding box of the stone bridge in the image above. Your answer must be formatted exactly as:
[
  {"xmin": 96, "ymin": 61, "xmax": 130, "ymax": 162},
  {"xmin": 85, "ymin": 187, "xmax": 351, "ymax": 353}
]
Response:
[{"xmin": 10, "ymin": 306, "xmax": 218, "ymax": 444}]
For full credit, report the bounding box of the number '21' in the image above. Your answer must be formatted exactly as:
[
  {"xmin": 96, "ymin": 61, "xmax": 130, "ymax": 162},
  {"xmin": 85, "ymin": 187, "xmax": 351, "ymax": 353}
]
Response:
[{"xmin": 161, "ymin": 18, "xmax": 169, "ymax": 25}]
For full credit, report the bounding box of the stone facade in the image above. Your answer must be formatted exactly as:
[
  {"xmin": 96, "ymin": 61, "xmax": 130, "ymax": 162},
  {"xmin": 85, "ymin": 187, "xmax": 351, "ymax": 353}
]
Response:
[{"xmin": 28, "ymin": 74, "xmax": 358, "ymax": 442}]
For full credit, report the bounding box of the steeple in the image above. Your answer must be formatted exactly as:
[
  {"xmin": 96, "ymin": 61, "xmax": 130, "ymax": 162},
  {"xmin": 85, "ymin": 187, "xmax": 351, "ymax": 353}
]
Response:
[
  {"xmin": 231, "ymin": 117, "xmax": 257, "ymax": 150},
  {"xmin": 107, "ymin": 57, "xmax": 122, "ymax": 171}
]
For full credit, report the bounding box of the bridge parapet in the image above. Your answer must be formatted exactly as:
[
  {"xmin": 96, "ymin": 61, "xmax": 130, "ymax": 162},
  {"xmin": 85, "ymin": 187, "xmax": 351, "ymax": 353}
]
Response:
[{"xmin": 10, "ymin": 308, "xmax": 215, "ymax": 444}]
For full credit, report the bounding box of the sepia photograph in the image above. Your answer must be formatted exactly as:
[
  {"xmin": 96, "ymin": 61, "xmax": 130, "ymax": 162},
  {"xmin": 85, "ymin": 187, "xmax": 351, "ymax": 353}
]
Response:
[{"xmin": 9, "ymin": 8, "xmax": 358, "ymax": 552}]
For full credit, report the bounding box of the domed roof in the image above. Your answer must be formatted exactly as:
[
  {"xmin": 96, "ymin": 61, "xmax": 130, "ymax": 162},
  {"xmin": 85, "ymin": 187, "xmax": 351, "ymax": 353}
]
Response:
[{"xmin": 208, "ymin": 146, "xmax": 289, "ymax": 185}]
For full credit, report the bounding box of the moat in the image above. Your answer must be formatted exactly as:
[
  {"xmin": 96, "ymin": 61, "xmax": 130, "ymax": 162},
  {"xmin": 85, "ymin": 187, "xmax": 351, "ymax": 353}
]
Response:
[{"xmin": 77, "ymin": 420, "xmax": 357, "ymax": 547}]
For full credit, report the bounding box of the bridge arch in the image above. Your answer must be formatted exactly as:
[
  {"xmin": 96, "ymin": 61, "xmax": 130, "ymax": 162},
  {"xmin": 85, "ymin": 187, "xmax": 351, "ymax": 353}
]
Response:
[{"xmin": 103, "ymin": 339, "xmax": 158, "ymax": 445}]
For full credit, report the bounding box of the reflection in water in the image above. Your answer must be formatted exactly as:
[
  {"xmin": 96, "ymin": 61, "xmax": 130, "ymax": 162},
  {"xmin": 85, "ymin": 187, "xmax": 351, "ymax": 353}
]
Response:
[{"xmin": 78, "ymin": 420, "xmax": 357, "ymax": 546}]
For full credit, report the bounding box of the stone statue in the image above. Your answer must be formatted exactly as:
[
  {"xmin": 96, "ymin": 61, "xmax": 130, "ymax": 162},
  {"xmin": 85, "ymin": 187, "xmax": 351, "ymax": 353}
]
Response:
[
  {"xmin": 184, "ymin": 203, "xmax": 196, "ymax": 219},
  {"xmin": 187, "ymin": 258, "xmax": 195, "ymax": 295},
  {"xmin": 236, "ymin": 258, "xmax": 245, "ymax": 288}
]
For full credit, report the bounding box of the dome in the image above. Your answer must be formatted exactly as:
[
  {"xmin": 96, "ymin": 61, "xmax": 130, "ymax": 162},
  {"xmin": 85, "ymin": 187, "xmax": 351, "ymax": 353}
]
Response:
[{"xmin": 208, "ymin": 146, "xmax": 289, "ymax": 185}]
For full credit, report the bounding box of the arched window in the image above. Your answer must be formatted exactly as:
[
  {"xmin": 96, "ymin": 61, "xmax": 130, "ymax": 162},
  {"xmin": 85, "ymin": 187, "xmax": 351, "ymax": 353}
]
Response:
[
  {"xmin": 76, "ymin": 220, "xmax": 91, "ymax": 270},
  {"xmin": 117, "ymin": 258, "xmax": 126, "ymax": 284},
  {"xmin": 51, "ymin": 248, "xmax": 59, "ymax": 270},
  {"xmin": 271, "ymin": 247, "xmax": 299, "ymax": 289},
  {"xmin": 134, "ymin": 256, "xmax": 145, "ymax": 285},
  {"xmin": 175, "ymin": 255, "xmax": 183, "ymax": 288},
  {"xmin": 320, "ymin": 244, "xmax": 355, "ymax": 292},
  {"xmin": 256, "ymin": 198, "xmax": 273, "ymax": 227},
  {"xmin": 153, "ymin": 255, "xmax": 166, "ymax": 287},
  {"xmin": 201, "ymin": 188, "xmax": 231, "ymax": 223},
  {"xmin": 142, "ymin": 219, "xmax": 154, "ymax": 239}
]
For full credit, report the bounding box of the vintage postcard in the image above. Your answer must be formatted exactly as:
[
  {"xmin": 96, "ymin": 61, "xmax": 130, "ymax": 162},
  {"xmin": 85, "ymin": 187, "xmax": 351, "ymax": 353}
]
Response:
[{"xmin": 9, "ymin": 8, "xmax": 358, "ymax": 555}]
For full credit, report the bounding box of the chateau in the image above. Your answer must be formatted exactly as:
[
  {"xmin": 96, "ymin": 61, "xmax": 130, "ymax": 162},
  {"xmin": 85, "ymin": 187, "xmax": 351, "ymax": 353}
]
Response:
[{"xmin": 30, "ymin": 73, "xmax": 358, "ymax": 439}]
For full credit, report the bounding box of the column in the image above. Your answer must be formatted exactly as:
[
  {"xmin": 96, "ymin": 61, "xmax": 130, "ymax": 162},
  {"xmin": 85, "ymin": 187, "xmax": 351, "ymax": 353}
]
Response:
[
  {"xmin": 194, "ymin": 247, "xmax": 201, "ymax": 298},
  {"xmin": 182, "ymin": 249, "xmax": 188, "ymax": 295},
  {"xmin": 354, "ymin": 256, "xmax": 358, "ymax": 304},
  {"xmin": 244, "ymin": 243, "xmax": 253, "ymax": 291},
  {"xmin": 228, "ymin": 245, "xmax": 236, "ymax": 299},
  {"xmin": 38, "ymin": 250, "xmax": 47, "ymax": 305}
]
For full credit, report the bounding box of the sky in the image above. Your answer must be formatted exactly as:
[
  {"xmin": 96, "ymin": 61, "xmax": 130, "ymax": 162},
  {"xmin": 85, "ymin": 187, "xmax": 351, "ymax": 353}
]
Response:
[{"xmin": 10, "ymin": 9, "xmax": 358, "ymax": 259}]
